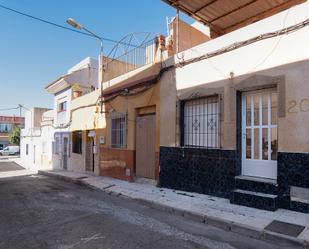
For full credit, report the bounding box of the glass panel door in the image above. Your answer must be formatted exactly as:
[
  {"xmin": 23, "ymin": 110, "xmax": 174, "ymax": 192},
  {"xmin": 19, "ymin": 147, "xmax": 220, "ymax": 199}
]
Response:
[{"xmin": 242, "ymin": 91, "xmax": 278, "ymax": 179}]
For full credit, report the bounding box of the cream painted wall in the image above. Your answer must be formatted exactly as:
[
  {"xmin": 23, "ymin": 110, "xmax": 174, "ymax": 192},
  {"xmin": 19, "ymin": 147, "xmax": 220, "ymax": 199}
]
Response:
[
  {"xmin": 160, "ymin": 58, "xmax": 309, "ymax": 153},
  {"xmin": 160, "ymin": 69, "xmax": 177, "ymax": 147},
  {"xmin": 103, "ymin": 83, "xmax": 161, "ymax": 152},
  {"xmin": 70, "ymin": 89, "xmax": 106, "ymax": 131},
  {"xmin": 173, "ymin": 1, "xmax": 309, "ymax": 90},
  {"xmin": 242, "ymin": 60, "xmax": 309, "ymax": 153},
  {"xmin": 158, "ymin": 1, "xmax": 309, "ymax": 153},
  {"xmin": 68, "ymin": 130, "xmax": 100, "ymax": 175}
]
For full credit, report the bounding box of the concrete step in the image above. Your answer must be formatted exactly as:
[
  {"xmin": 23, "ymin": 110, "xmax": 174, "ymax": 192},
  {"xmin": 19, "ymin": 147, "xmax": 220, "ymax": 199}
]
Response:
[
  {"xmin": 290, "ymin": 197, "xmax": 309, "ymax": 214},
  {"xmin": 288, "ymin": 186, "xmax": 309, "ymax": 213},
  {"xmin": 235, "ymin": 175, "xmax": 278, "ymax": 195},
  {"xmin": 230, "ymin": 189, "xmax": 278, "ymax": 211}
]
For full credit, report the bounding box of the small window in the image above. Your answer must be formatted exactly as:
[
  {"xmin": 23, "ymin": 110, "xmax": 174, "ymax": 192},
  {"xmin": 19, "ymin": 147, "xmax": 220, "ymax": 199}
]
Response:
[
  {"xmin": 182, "ymin": 95, "xmax": 220, "ymax": 148},
  {"xmin": 58, "ymin": 101, "xmax": 67, "ymax": 112},
  {"xmin": 0, "ymin": 123, "xmax": 12, "ymax": 133},
  {"xmin": 26, "ymin": 144, "xmax": 29, "ymax": 155},
  {"xmin": 72, "ymin": 131, "xmax": 82, "ymax": 154},
  {"xmin": 110, "ymin": 112, "xmax": 127, "ymax": 149}
]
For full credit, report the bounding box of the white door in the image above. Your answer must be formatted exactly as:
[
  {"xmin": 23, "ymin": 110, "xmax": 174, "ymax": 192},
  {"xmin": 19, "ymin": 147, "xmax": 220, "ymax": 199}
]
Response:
[{"xmin": 242, "ymin": 90, "xmax": 278, "ymax": 180}]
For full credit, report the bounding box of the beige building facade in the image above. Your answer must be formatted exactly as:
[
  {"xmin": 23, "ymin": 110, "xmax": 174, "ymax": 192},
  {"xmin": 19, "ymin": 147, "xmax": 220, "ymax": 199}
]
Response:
[{"xmin": 24, "ymin": 0, "xmax": 309, "ymax": 214}]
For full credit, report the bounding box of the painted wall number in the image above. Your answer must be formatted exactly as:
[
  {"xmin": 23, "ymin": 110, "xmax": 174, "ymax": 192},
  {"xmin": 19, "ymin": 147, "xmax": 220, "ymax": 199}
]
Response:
[{"xmin": 288, "ymin": 99, "xmax": 309, "ymax": 113}]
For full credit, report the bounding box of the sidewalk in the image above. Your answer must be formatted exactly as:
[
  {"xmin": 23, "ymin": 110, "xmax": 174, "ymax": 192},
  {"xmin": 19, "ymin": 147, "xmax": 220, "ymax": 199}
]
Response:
[
  {"xmin": 0, "ymin": 157, "xmax": 37, "ymax": 178},
  {"xmin": 39, "ymin": 169, "xmax": 309, "ymax": 248}
]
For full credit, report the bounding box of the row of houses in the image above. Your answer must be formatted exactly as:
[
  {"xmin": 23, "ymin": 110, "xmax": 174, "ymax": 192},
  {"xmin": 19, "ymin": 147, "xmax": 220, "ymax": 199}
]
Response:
[
  {"xmin": 0, "ymin": 116, "xmax": 24, "ymax": 150},
  {"xmin": 21, "ymin": 0, "xmax": 309, "ymax": 214}
]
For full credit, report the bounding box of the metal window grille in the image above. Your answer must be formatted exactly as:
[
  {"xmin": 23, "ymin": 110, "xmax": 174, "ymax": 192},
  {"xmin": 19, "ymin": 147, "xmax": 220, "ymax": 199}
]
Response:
[
  {"xmin": 110, "ymin": 112, "xmax": 127, "ymax": 149},
  {"xmin": 182, "ymin": 95, "xmax": 220, "ymax": 148}
]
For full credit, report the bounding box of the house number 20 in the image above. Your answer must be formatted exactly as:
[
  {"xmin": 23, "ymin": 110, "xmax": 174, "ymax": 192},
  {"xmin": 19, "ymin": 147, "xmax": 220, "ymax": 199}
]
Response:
[{"xmin": 288, "ymin": 99, "xmax": 309, "ymax": 113}]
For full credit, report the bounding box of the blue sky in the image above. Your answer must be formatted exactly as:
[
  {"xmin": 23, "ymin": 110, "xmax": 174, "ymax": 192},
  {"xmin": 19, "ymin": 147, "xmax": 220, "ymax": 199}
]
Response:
[{"xmin": 0, "ymin": 0, "xmax": 192, "ymax": 116}]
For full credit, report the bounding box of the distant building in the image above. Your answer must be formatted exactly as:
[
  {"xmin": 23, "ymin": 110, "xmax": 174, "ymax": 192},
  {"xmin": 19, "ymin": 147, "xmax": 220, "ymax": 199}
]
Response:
[
  {"xmin": 45, "ymin": 57, "xmax": 98, "ymax": 171},
  {"xmin": 0, "ymin": 116, "xmax": 24, "ymax": 150},
  {"xmin": 20, "ymin": 108, "xmax": 52, "ymax": 169},
  {"xmin": 20, "ymin": 57, "xmax": 98, "ymax": 171}
]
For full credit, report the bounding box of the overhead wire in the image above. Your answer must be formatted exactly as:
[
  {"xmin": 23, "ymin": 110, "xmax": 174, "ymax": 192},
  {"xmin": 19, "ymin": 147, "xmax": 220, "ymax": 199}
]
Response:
[
  {"xmin": 176, "ymin": 17, "xmax": 309, "ymax": 68},
  {"xmin": 248, "ymin": 8, "xmax": 291, "ymax": 73},
  {"xmin": 0, "ymin": 3, "xmax": 137, "ymax": 48},
  {"xmin": 0, "ymin": 106, "xmax": 20, "ymax": 112}
]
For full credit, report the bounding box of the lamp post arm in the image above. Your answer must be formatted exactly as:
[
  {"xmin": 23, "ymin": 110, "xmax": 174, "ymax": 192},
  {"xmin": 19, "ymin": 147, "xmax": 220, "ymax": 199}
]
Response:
[
  {"xmin": 66, "ymin": 19, "xmax": 104, "ymax": 113},
  {"xmin": 81, "ymin": 28, "xmax": 104, "ymax": 113},
  {"xmin": 81, "ymin": 26, "xmax": 102, "ymax": 41}
]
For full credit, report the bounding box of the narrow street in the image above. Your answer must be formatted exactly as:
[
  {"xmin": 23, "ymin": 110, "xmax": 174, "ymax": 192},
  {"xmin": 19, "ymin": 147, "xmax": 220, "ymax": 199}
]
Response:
[{"xmin": 0, "ymin": 161, "xmax": 301, "ymax": 249}]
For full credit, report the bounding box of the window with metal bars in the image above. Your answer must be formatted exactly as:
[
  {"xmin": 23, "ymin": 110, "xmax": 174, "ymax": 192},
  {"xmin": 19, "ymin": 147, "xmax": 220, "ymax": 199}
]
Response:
[
  {"xmin": 181, "ymin": 95, "xmax": 220, "ymax": 148},
  {"xmin": 110, "ymin": 112, "xmax": 127, "ymax": 149}
]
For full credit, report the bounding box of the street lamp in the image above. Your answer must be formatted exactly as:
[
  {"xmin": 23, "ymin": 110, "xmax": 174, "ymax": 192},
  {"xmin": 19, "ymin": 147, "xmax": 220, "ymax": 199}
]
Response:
[{"xmin": 66, "ymin": 18, "xmax": 104, "ymax": 113}]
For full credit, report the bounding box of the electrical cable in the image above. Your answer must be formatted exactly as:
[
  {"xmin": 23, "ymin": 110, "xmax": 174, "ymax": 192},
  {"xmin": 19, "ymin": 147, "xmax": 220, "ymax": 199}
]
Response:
[
  {"xmin": 0, "ymin": 3, "xmax": 137, "ymax": 47},
  {"xmin": 176, "ymin": 17, "xmax": 309, "ymax": 68},
  {"xmin": 0, "ymin": 106, "xmax": 19, "ymax": 111},
  {"xmin": 248, "ymin": 9, "xmax": 291, "ymax": 73}
]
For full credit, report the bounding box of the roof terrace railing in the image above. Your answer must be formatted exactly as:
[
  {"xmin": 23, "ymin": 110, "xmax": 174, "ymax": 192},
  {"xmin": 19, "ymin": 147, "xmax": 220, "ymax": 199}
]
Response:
[{"xmin": 104, "ymin": 37, "xmax": 158, "ymax": 82}]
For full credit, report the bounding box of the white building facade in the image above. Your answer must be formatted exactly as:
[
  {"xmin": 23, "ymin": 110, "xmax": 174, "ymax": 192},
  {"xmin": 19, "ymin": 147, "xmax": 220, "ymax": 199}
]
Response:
[
  {"xmin": 20, "ymin": 108, "xmax": 52, "ymax": 170},
  {"xmin": 46, "ymin": 57, "xmax": 98, "ymax": 172},
  {"xmin": 20, "ymin": 57, "xmax": 98, "ymax": 172}
]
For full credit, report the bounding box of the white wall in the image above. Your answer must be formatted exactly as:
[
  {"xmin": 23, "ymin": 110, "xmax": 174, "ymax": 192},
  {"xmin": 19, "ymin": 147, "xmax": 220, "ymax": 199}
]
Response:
[
  {"xmin": 68, "ymin": 57, "xmax": 98, "ymax": 74},
  {"xmin": 173, "ymin": 1, "xmax": 309, "ymax": 90},
  {"xmin": 24, "ymin": 110, "xmax": 32, "ymax": 130},
  {"xmin": 20, "ymin": 133, "xmax": 42, "ymax": 171},
  {"xmin": 20, "ymin": 109, "xmax": 54, "ymax": 171},
  {"xmin": 54, "ymin": 88, "xmax": 72, "ymax": 127}
]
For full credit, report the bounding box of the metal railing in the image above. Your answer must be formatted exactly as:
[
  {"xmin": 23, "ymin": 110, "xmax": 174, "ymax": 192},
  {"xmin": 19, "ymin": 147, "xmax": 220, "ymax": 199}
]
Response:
[{"xmin": 104, "ymin": 38, "xmax": 157, "ymax": 82}]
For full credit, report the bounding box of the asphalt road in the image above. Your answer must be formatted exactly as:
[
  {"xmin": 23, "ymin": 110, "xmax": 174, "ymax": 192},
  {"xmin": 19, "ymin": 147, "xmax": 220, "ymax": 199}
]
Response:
[{"xmin": 0, "ymin": 162, "xmax": 302, "ymax": 249}]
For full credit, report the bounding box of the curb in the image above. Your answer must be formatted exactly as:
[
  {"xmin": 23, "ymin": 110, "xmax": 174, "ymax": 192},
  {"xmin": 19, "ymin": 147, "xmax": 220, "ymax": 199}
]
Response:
[
  {"xmin": 38, "ymin": 170, "xmax": 309, "ymax": 248},
  {"xmin": 38, "ymin": 170, "xmax": 84, "ymax": 185}
]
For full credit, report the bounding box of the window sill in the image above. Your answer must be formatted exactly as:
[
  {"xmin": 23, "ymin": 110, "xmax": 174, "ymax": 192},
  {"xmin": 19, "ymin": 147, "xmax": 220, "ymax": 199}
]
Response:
[{"xmin": 110, "ymin": 146, "xmax": 127, "ymax": 150}]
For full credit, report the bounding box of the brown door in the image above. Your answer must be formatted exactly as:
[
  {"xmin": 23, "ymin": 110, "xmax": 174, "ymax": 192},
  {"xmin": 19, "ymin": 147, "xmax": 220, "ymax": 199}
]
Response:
[{"xmin": 136, "ymin": 114, "xmax": 156, "ymax": 179}]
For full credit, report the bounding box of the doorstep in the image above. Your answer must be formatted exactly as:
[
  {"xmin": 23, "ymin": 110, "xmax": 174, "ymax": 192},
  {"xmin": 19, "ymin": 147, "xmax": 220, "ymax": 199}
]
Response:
[{"xmin": 38, "ymin": 169, "xmax": 309, "ymax": 248}]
